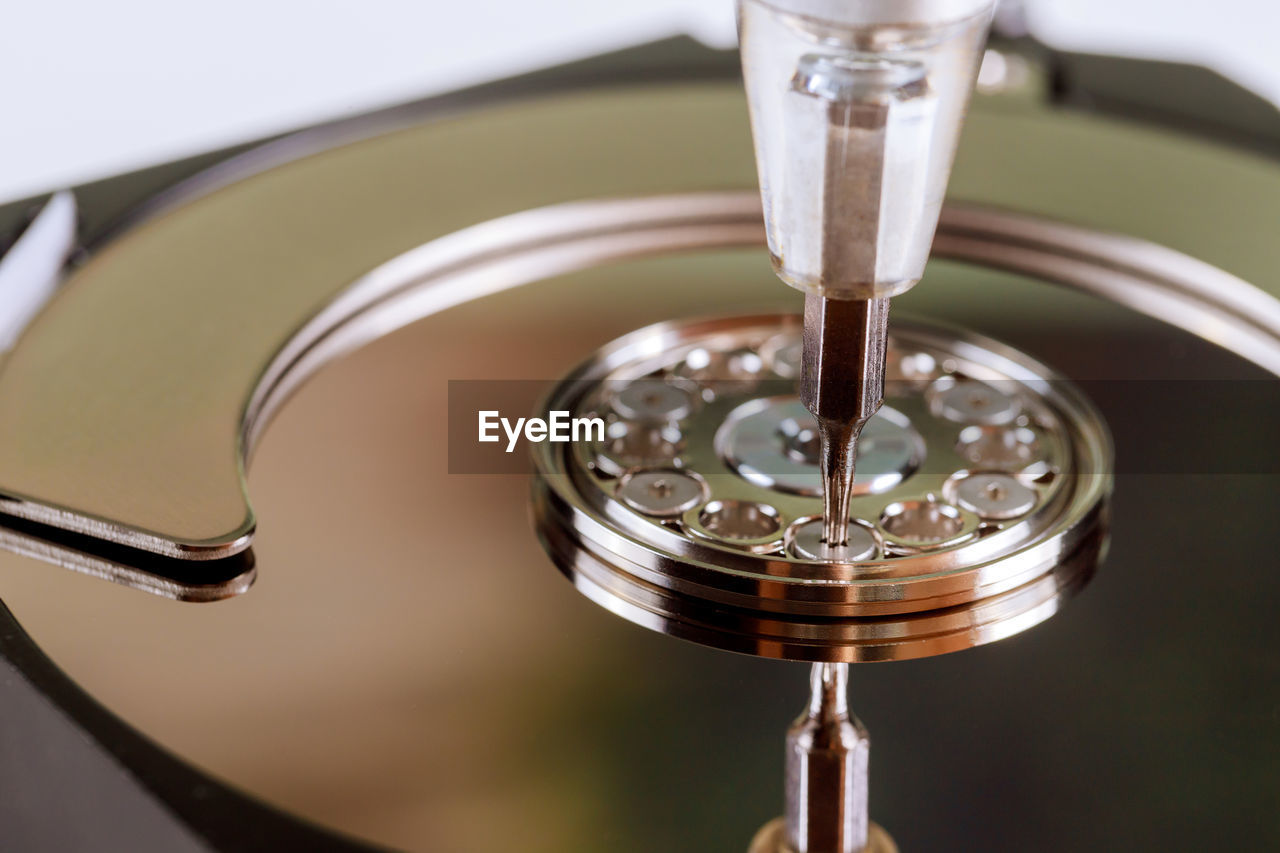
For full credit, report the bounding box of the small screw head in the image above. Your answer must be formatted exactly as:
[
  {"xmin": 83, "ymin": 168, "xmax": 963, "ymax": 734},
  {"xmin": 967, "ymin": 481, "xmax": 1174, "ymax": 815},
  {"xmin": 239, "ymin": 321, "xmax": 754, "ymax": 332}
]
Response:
[
  {"xmin": 761, "ymin": 334, "xmax": 804, "ymax": 379},
  {"xmin": 933, "ymin": 379, "xmax": 1020, "ymax": 425},
  {"xmin": 696, "ymin": 500, "xmax": 782, "ymax": 541},
  {"xmin": 594, "ymin": 422, "xmax": 685, "ymax": 477},
  {"xmin": 880, "ymin": 498, "xmax": 967, "ymax": 547},
  {"xmin": 954, "ymin": 472, "xmax": 1037, "ymax": 520},
  {"xmin": 611, "ymin": 378, "xmax": 697, "ymax": 422},
  {"xmin": 616, "ymin": 469, "xmax": 706, "ymax": 517},
  {"xmin": 956, "ymin": 424, "xmax": 1043, "ymax": 471},
  {"xmin": 786, "ymin": 517, "xmax": 878, "ymax": 562}
]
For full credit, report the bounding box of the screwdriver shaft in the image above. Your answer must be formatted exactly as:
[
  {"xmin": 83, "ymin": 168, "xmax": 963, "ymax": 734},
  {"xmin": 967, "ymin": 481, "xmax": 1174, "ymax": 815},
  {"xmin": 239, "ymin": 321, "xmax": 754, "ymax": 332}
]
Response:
[
  {"xmin": 800, "ymin": 295, "xmax": 890, "ymax": 549},
  {"xmin": 786, "ymin": 662, "xmax": 870, "ymax": 853}
]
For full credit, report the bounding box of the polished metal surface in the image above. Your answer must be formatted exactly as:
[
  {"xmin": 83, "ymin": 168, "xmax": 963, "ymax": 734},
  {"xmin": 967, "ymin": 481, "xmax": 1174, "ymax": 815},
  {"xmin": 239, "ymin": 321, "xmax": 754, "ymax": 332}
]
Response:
[
  {"xmin": 787, "ymin": 518, "xmax": 878, "ymax": 562},
  {"xmin": 611, "ymin": 379, "xmax": 699, "ymax": 422},
  {"xmin": 695, "ymin": 499, "xmax": 785, "ymax": 543},
  {"xmin": 718, "ymin": 398, "xmax": 921, "ymax": 496},
  {"xmin": 616, "ymin": 469, "xmax": 707, "ymax": 517},
  {"xmin": 1, "ymin": 81, "xmax": 1277, "ymax": 580},
  {"xmin": 932, "ymin": 378, "xmax": 1021, "ymax": 425},
  {"xmin": 532, "ymin": 313, "xmax": 1111, "ymax": 661},
  {"xmin": 878, "ymin": 496, "xmax": 969, "ymax": 547},
  {"xmin": 930, "ymin": 205, "xmax": 1280, "ymax": 376},
  {"xmin": 785, "ymin": 663, "xmax": 869, "ymax": 853},
  {"xmin": 800, "ymin": 295, "xmax": 890, "ymax": 546},
  {"xmin": 0, "ymin": 520, "xmax": 253, "ymax": 603},
  {"xmin": 0, "ymin": 188, "xmax": 1272, "ymax": 587},
  {"xmin": 951, "ymin": 471, "xmax": 1038, "ymax": 519},
  {"xmin": 956, "ymin": 424, "xmax": 1042, "ymax": 472},
  {"xmin": 749, "ymin": 819, "xmax": 898, "ymax": 853},
  {"xmin": 0, "ymin": 78, "xmax": 1276, "ymax": 853}
]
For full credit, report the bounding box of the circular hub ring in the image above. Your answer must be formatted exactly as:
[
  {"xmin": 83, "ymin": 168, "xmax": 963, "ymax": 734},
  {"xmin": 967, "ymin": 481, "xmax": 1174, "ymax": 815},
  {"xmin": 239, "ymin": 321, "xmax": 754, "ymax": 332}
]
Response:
[{"xmin": 532, "ymin": 314, "xmax": 1112, "ymax": 661}]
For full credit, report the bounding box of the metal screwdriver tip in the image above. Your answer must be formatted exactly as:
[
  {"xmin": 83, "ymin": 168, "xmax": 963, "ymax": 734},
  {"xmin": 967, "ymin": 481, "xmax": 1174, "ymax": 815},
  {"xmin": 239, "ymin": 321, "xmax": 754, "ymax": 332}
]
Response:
[{"xmin": 799, "ymin": 294, "xmax": 890, "ymax": 550}]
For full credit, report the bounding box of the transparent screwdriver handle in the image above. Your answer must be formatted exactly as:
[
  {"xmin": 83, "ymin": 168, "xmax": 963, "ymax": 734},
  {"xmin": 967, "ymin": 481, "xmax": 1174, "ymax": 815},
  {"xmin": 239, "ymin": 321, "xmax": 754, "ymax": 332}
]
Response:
[{"xmin": 738, "ymin": 0, "xmax": 996, "ymax": 300}]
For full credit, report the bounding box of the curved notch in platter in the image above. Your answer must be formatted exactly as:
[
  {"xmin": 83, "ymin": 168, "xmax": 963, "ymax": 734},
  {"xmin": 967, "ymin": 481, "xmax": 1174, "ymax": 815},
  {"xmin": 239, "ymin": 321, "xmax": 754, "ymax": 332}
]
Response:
[{"xmin": 0, "ymin": 88, "xmax": 1275, "ymax": 599}]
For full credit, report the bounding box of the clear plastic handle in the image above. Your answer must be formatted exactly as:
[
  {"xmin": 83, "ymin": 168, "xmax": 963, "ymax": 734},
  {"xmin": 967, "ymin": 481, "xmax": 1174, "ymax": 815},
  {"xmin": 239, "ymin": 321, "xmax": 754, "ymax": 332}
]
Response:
[{"xmin": 738, "ymin": 0, "xmax": 996, "ymax": 299}]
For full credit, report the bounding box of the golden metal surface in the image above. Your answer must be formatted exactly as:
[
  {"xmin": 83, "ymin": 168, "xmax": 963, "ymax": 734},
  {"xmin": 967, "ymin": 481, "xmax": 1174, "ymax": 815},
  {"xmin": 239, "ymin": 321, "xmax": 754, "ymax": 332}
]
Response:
[
  {"xmin": 0, "ymin": 249, "xmax": 1216, "ymax": 851},
  {"xmin": 0, "ymin": 82, "xmax": 1276, "ymax": 852},
  {"xmin": 2, "ymin": 87, "xmax": 761, "ymax": 558},
  {"xmin": 1, "ymin": 83, "xmax": 1278, "ymax": 564},
  {"xmin": 0, "ymin": 253, "xmax": 816, "ymax": 852},
  {"xmin": 748, "ymin": 818, "xmax": 898, "ymax": 853}
]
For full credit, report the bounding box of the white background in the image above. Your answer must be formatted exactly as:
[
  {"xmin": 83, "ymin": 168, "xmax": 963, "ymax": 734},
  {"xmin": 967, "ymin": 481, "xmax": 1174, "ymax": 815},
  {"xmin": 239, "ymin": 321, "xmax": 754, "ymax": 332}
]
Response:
[{"xmin": 2, "ymin": 0, "xmax": 1278, "ymax": 204}]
